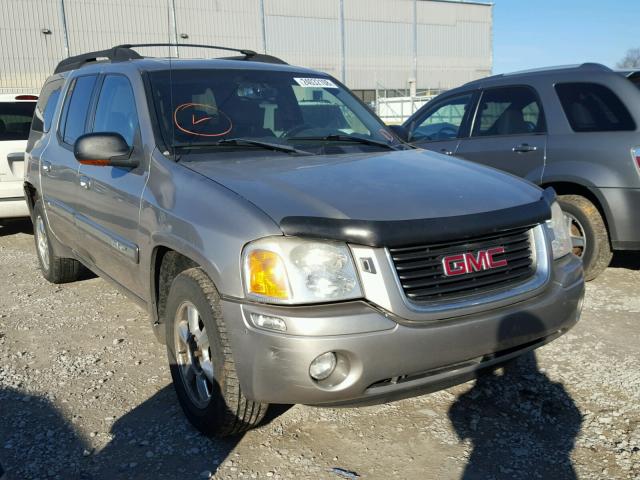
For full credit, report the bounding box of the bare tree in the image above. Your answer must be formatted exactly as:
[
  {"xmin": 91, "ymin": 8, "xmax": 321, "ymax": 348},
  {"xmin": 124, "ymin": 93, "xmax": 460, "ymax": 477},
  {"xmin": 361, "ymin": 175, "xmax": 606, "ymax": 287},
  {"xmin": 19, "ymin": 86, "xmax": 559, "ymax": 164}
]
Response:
[{"xmin": 617, "ymin": 48, "xmax": 640, "ymax": 69}]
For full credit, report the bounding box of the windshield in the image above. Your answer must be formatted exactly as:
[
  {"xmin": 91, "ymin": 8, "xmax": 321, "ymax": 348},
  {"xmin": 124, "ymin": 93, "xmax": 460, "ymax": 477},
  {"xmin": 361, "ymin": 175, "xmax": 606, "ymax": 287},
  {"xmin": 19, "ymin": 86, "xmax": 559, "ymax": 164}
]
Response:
[{"xmin": 147, "ymin": 68, "xmax": 399, "ymax": 154}]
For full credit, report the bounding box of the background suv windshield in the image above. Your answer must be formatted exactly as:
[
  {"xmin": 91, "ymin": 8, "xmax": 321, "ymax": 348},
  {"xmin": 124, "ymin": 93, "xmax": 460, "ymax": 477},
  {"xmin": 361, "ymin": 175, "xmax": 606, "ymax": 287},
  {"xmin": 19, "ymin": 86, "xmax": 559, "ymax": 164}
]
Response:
[{"xmin": 148, "ymin": 68, "xmax": 395, "ymax": 151}]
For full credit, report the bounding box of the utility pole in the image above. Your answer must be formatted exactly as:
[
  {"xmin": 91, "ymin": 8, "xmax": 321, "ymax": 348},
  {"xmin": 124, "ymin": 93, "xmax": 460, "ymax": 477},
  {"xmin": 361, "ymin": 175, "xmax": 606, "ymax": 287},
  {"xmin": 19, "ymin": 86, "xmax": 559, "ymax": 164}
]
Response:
[{"xmin": 58, "ymin": 0, "xmax": 70, "ymax": 57}]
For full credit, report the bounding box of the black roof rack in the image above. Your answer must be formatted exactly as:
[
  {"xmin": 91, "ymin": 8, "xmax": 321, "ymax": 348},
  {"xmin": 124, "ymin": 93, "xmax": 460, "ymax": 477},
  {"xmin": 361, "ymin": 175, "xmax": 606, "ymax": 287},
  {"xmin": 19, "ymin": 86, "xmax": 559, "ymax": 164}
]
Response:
[{"xmin": 54, "ymin": 43, "xmax": 287, "ymax": 74}]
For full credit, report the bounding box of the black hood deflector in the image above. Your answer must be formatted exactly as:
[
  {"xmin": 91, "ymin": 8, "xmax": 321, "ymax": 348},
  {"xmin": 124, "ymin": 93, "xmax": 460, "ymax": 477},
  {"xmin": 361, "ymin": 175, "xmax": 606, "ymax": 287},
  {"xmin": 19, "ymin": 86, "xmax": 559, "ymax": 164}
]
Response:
[{"xmin": 280, "ymin": 188, "xmax": 556, "ymax": 248}]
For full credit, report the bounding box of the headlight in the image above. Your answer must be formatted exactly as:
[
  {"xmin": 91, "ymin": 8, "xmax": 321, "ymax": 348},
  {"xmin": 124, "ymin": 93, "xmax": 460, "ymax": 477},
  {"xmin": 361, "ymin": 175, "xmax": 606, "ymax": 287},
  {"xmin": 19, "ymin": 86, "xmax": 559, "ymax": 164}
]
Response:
[
  {"xmin": 242, "ymin": 237, "xmax": 362, "ymax": 304},
  {"xmin": 546, "ymin": 201, "xmax": 572, "ymax": 259}
]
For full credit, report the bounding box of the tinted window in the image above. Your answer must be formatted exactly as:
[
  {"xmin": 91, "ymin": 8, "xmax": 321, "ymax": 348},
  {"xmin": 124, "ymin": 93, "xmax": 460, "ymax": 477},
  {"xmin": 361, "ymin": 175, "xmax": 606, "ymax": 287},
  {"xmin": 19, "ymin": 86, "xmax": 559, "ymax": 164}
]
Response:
[
  {"xmin": 473, "ymin": 86, "xmax": 545, "ymax": 136},
  {"xmin": 32, "ymin": 79, "xmax": 64, "ymax": 134},
  {"xmin": 0, "ymin": 102, "xmax": 36, "ymax": 141},
  {"xmin": 412, "ymin": 94, "xmax": 472, "ymax": 141},
  {"xmin": 93, "ymin": 75, "xmax": 139, "ymax": 145},
  {"xmin": 60, "ymin": 75, "xmax": 97, "ymax": 145},
  {"xmin": 555, "ymin": 82, "xmax": 636, "ymax": 132}
]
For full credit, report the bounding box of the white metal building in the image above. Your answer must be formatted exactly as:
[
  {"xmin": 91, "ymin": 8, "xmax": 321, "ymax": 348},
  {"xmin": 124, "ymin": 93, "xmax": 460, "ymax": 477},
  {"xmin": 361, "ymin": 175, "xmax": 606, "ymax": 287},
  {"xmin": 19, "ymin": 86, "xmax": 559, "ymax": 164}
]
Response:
[{"xmin": 0, "ymin": 0, "xmax": 492, "ymax": 102}]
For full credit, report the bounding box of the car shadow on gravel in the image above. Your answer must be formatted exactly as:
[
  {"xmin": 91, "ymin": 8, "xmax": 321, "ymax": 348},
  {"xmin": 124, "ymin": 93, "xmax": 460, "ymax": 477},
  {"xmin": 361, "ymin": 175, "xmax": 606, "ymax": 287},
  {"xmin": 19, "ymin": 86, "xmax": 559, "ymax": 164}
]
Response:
[
  {"xmin": 0, "ymin": 219, "xmax": 32, "ymax": 237},
  {"xmin": 610, "ymin": 251, "xmax": 640, "ymax": 270},
  {"xmin": 0, "ymin": 385, "xmax": 287, "ymax": 480},
  {"xmin": 448, "ymin": 314, "xmax": 582, "ymax": 480}
]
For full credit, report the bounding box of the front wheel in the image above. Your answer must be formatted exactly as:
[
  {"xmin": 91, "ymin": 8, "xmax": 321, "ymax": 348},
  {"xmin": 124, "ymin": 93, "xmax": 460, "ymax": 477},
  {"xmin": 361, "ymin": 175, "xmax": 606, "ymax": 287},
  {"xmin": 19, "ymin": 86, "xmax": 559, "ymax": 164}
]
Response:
[
  {"xmin": 558, "ymin": 195, "xmax": 612, "ymax": 281},
  {"xmin": 165, "ymin": 267, "xmax": 268, "ymax": 436}
]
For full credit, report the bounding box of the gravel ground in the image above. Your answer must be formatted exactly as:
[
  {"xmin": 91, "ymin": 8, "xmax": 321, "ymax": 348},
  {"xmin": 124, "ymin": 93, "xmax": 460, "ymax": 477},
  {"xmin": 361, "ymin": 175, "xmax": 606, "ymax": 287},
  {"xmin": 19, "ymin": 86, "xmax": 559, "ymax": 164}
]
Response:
[{"xmin": 0, "ymin": 218, "xmax": 638, "ymax": 480}]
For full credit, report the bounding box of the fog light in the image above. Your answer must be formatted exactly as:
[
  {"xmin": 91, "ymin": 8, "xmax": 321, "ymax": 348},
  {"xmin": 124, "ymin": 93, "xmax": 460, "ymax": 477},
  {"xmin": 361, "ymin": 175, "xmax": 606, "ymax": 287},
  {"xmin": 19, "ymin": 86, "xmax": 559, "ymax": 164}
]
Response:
[
  {"xmin": 309, "ymin": 352, "xmax": 337, "ymax": 381},
  {"xmin": 250, "ymin": 313, "xmax": 286, "ymax": 332}
]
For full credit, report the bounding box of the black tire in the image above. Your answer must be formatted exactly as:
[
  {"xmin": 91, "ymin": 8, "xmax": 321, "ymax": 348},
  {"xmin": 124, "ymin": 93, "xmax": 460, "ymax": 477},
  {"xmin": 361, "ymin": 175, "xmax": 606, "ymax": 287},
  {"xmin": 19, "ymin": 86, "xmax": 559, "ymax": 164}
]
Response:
[
  {"xmin": 558, "ymin": 195, "xmax": 612, "ymax": 281},
  {"xmin": 32, "ymin": 199, "xmax": 84, "ymax": 284},
  {"xmin": 165, "ymin": 267, "xmax": 268, "ymax": 436}
]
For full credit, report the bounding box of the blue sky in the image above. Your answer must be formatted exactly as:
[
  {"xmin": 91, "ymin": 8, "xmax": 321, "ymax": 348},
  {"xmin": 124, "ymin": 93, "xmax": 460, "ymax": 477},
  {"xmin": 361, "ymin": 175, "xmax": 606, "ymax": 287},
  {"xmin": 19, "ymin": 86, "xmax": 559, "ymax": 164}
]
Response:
[{"xmin": 492, "ymin": 0, "xmax": 640, "ymax": 73}]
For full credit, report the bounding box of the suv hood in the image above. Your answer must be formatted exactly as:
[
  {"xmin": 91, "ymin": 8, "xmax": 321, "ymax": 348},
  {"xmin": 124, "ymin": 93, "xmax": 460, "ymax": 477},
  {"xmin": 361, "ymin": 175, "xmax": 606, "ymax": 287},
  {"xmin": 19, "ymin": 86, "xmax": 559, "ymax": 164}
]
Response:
[{"xmin": 182, "ymin": 149, "xmax": 543, "ymax": 224}]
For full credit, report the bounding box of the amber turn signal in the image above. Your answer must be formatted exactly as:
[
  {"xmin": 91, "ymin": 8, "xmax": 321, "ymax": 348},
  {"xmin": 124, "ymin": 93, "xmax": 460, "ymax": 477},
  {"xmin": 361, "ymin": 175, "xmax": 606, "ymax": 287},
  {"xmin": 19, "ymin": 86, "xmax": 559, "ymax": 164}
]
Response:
[{"xmin": 246, "ymin": 250, "xmax": 290, "ymax": 300}]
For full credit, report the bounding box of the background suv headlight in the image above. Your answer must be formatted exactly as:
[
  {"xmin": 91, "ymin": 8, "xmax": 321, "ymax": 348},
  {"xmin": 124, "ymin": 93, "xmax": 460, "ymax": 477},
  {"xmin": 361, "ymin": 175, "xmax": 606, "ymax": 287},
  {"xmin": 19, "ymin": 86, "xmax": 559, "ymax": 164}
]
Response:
[
  {"xmin": 546, "ymin": 201, "xmax": 572, "ymax": 259},
  {"xmin": 243, "ymin": 237, "xmax": 363, "ymax": 304}
]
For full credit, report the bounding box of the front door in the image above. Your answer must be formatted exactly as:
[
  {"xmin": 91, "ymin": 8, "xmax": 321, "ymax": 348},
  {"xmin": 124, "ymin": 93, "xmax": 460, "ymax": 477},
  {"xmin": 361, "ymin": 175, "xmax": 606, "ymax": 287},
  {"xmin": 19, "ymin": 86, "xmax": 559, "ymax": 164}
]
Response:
[
  {"xmin": 404, "ymin": 92, "xmax": 476, "ymax": 157},
  {"xmin": 454, "ymin": 85, "xmax": 547, "ymax": 184},
  {"xmin": 74, "ymin": 74, "xmax": 148, "ymax": 298}
]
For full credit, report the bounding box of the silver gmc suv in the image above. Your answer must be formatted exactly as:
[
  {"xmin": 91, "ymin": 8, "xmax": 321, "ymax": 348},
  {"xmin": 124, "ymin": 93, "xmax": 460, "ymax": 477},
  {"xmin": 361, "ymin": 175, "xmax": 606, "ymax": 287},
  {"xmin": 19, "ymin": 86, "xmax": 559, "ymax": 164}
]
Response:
[{"xmin": 24, "ymin": 45, "xmax": 584, "ymax": 436}]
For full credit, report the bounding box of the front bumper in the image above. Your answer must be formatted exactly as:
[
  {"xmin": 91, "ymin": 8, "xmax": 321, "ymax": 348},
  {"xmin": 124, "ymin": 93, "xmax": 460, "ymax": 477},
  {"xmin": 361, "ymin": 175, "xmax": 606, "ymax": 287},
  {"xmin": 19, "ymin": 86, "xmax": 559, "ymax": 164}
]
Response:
[{"xmin": 223, "ymin": 254, "xmax": 584, "ymax": 405}]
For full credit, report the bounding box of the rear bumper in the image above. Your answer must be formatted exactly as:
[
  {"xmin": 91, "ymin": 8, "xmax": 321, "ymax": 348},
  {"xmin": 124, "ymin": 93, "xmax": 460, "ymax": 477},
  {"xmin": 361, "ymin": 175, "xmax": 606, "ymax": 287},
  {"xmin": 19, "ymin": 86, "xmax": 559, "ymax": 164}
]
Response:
[
  {"xmin": 0, "ymin": 180, "xmax": 28, "ymax": 218},
  {"xmin": 601, "ymin": 187, "xmax": 640, "ymax": 250},
  {"xmin": 223, "ymin": 254, "xmax": 584, "ymax": 405}
]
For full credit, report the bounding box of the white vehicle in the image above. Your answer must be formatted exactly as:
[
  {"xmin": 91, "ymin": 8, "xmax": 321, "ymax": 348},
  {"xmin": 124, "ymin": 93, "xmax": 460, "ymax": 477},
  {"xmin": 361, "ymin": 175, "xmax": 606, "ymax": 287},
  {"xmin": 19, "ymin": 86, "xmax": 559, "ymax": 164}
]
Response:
[{"xmin": 0, "ymin": 93, "xmax": 37, "ymax": 218}]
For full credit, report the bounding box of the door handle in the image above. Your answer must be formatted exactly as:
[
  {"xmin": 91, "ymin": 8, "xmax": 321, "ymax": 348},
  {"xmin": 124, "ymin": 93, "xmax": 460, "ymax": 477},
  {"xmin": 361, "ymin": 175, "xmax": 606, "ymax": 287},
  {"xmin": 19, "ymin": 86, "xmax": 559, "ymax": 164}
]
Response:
[
  {"xmin": 440, "ymin": 148, "xmax": 453, "ymax": 156},
  {"xmin": 79, "ymin": 176, "xmax": 91, "ymax": 190},
  {"xmin": 512, "ymin": 143, "xmax": 538, "ymax": 153},
  {"xmin": 42, "ymin": 161, "xmax": 52, "ymax": 173}
]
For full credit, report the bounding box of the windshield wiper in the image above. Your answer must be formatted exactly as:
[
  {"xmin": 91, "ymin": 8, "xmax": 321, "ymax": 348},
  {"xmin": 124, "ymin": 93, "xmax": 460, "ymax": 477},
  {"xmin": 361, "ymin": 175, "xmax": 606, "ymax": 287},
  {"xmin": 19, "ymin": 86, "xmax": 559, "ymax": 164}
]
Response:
[
  {"xmin": 288, "ymin": 134, "xmax": 399, "ymax": 150},
  {"xmin": 216, "ymin": 138, "xmax": 312, "ymax": 155},
  {"xmin": 174, "ymin": 138, "xmax": 312, "ymax": 155}
]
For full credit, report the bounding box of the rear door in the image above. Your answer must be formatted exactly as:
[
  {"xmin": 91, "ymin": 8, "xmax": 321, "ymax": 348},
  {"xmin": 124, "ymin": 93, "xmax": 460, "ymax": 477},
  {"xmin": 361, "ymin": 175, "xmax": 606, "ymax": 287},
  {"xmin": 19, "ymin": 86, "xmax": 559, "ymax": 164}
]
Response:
[
  {"xmin": 404, "ymin": 92, "xmax": 476, "ymax": 157},
  {"xmin": 454, "ymin": 85, "xmax": 547, "ymax": 184},
  {"xmin": 74, "ymin": 74, "xmax": 147, "ymax": 297},
  {"xmin": 41, "ymin": 74, "xmax": 98, "ymax": 247},
  {"xmin": 0, "ymin": 98, "xmax": 36, "ymax": 201}
]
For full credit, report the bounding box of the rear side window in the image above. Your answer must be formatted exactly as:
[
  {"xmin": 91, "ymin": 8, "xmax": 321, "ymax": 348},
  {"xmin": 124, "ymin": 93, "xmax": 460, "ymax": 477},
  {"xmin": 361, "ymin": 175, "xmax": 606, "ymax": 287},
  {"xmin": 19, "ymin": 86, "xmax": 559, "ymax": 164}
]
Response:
[
  {"xmin": 92, "ymin": 75, "xmax": 140, "ymax": 145},
  {"xmin": 472, "ymin": 86, "xmax": 545, "ymax": 137},
  {"xmin": 32, "ymin": 79, "xmax": 64, "ymax": 134},
  {"xmin": 0, "ymin": 102, "xmax": 36, "ymax": 141},
  {"xmin": 59, "ymin": 75, "xmax": 98, "ymax": 145},
  {"xmin": 555, "ymin": 82, "xmax": 636, "ymax": 132}
]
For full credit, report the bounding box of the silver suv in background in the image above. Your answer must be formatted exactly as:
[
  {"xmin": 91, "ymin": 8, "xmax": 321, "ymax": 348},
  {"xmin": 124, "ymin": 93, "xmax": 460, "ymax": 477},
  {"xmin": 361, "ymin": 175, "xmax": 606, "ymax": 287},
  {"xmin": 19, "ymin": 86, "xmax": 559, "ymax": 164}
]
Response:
[
  {"xmin": 395, "ymin": 64, "xmax": 640, "ymax": 280},
  {"xmin": 24, "ymin": 45, "xmax": 584, "ymax": 436},
  {"xmin": 0, "ymin": 94, "xmax": 37, "ymax": 219}
]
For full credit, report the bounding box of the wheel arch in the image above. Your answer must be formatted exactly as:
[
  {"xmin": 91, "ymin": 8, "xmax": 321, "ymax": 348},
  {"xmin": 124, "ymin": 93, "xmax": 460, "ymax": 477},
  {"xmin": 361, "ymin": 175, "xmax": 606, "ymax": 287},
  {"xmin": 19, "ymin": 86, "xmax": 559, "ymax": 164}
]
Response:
[{"xmin": 539, "ymin": 178, "xmax": 615, "ymax": 241}]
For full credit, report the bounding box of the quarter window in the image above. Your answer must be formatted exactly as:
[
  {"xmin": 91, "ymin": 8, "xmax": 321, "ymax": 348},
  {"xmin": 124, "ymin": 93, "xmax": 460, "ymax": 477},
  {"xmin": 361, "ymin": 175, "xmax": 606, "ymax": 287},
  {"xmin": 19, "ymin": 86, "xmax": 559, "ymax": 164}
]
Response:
[
  {"xmin": 93, "ymin": 75, "xmax": 139, "ymax": 145},
  {"xmin": 473, "ymin": 86, "xmax": 545, "ymax": 137},
  {"xmin": 59, "ymin": 75, "xmax": 98, "ymax": 145},
  {"xmin": 32, "ymin": 79, "xmax": 64, "ymax": 134},
  {"xmin": 555, "ymin": 82, "xmax": 636, "ymax": 132},
  {"xmin": 412, "ymin": 94, "xmax": 473, "ymax": 141}
]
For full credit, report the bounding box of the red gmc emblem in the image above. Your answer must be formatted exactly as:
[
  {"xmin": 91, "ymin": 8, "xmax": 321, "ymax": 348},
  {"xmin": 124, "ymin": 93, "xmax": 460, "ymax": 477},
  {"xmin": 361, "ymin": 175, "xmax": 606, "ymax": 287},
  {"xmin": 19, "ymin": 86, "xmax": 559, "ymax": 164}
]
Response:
[{"xmin": 442, "ymin": 247, "xmax": 508, "ymax": 276}]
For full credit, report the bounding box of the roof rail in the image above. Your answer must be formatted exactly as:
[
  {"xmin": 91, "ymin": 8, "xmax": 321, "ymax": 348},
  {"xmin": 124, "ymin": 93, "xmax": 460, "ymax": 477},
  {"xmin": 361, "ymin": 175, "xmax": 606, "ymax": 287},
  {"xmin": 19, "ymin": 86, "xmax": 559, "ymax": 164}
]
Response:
[{"xmin": 54, "ymin": 43, "xmax": 287, "ymax": 74}]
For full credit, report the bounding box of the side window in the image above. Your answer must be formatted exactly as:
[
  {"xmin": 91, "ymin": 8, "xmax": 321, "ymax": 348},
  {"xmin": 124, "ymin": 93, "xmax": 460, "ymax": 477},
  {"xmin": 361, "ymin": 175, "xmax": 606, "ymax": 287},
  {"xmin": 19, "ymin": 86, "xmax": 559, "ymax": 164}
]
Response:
[
  {"xmin": 472, "ymin": 86, "xmax": 545, "ymax": 137},
  {"xmin": 412, "ymin": 94, "xmax": 473, "ymax": 141},
  {"xmin": 59, "ymin": 75, "xmax": 98, "ymax": 145},
  {"xmin": 32, "ymin": 79, "xmax": 64, "ymax": 134},
  {"xmin": 555, "ymin": 82, "xmax": 636, "ymax": 132},
  {"xmin": 92, "ymin": 75, "xmax": 140, "ymax": 145}
]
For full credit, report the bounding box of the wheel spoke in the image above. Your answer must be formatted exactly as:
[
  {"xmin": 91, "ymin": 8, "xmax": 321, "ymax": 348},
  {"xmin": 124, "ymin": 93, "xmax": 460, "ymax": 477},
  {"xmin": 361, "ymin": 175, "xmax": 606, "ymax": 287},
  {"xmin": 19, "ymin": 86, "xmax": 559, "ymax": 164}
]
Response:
[
  {"xmin": 200, "ymin": 358, "xmax": 215, "ymax": 383},
  {"xmin": 176, "ymin": 323, "xmax": 190, "ymax": 350},
  {"xmin": 195, "ymin": 374, "xmax": 211, "ymax": 401},
  {"xmin": 187, "ymin": 305, "xmax": 200, "ymax": 333},
  {"xmin": 571, "ymin": 235, "xmax": 585, "ymax": 248},
  {"xmin": 194, "ymin": 329, "xmax": 209, "ymax": 351}
]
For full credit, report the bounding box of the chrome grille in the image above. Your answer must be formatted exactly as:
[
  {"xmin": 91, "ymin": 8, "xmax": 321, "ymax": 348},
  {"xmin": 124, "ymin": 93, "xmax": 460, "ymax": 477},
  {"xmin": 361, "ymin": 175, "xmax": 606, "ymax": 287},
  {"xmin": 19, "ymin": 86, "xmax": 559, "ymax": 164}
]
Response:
[{"xmin": 389, "ymin": 227, "xmax": 535, "ymax": 303}]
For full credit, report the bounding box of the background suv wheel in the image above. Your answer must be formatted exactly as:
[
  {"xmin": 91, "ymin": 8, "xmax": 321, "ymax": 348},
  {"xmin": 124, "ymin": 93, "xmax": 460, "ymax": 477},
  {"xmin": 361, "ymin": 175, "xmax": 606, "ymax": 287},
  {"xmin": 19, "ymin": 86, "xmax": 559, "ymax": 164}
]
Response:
[{"xmin": 558, "ymin": 195, "xmax": 612, "ymax": 281}]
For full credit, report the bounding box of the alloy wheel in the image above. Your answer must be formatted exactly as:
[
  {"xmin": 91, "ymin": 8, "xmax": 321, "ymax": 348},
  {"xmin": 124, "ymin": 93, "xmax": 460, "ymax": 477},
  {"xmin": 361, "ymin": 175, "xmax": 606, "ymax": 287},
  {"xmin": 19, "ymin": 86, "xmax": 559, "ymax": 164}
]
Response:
[
  {"xmin": 35, "ymin": 215, "xmax": 50, "ymax": 271},
  {"xmin": 564, "ymin": 212, "xmax": 587, "ymax": 258},
  {"xmin": 174, "ymin": 301, "xmax": 215, "ymax": 408}
]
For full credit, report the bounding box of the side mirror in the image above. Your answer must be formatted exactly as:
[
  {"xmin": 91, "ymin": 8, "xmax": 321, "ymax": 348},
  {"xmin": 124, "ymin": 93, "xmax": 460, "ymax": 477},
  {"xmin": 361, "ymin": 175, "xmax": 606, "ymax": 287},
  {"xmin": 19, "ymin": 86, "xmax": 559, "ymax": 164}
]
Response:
[
  {"xmin": 74, "ymin": 132, "xmax": 137, "ymax": 168},
  {"xmin": 387, "ymin": 124, "xmax": 409, "ymax": 142}
]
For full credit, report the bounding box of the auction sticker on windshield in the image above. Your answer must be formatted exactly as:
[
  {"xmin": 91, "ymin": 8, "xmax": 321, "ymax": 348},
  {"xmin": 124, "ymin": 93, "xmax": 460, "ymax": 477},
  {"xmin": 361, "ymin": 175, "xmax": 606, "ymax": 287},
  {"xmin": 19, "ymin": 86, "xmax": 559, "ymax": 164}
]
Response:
[{"xmin": 294, "ymin": 77, "xmax": 339, "ymax": 89}]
